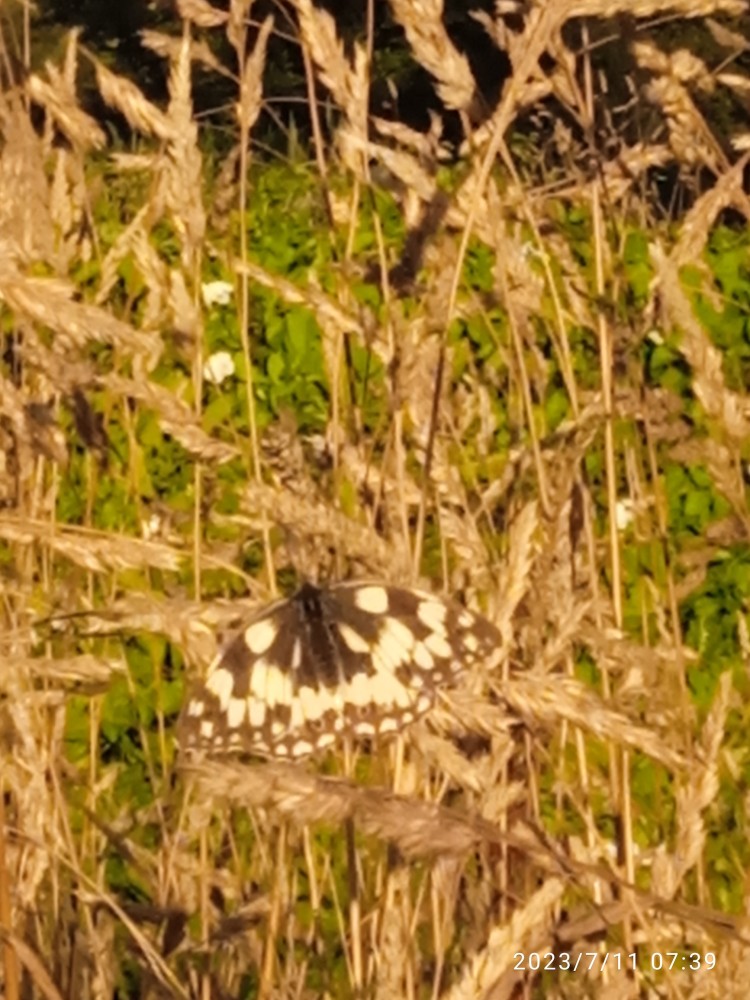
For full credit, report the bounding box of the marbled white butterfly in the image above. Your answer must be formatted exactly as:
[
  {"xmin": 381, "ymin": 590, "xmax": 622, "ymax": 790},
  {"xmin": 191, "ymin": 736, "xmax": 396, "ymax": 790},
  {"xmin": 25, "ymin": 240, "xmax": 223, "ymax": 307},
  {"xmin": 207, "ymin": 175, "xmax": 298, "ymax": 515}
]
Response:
[{"xmin": 179, "ymin": 581, "xmax": 499, "ymax": 759}]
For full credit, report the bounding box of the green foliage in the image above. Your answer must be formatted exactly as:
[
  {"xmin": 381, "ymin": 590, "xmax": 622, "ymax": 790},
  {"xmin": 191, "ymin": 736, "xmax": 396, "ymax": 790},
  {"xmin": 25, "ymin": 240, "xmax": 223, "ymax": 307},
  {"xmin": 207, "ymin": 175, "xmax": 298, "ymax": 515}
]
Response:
[
  {"xmin": 681, "ymin": 550, "xmax": 750, "ymax": 699},
  {"xmin": 138, "ymin": 411, "xmax": 193, "ymax": 500},
  {"xmin": 555, "ymin": 203, "xmax": 593, "ymax": 272},
  {"xmin": 464, "ymin": 239, "xmax": 495, "ymax": 292},
  {"xmin": 664, "ymin": 463, "xmax": 730, "ymax": 538},
  {"xmin": 248, "ymin": 164, "xmax": 331, "ymax": 275},
  {"xmin": 569, "ymin": 324, "xmax": 599, "ymax": 386},
  {"xmin": 253, "ymin": 299, "xmax": 330, "ymax": 425},
  {"xmin": 622, "ymin": 229, "xmax": 653, "ymax": 307},
  {"xmin": 631, "ymin": 755, "xmax": 674, "ymax": 843},
  {"xmin": 544, "ymin": 384, "xmax": 570, "ymax": 429},
  {"xmin": 645, "ymin": 331, "xmax": 692, "ymax": 396},
  {"xmin": 64, "ymin": 695, "xmax": 90, "ymax": 763},
  {"xmin": 697, "ymin": 227, "xmax": 750, "ymax": 392}
]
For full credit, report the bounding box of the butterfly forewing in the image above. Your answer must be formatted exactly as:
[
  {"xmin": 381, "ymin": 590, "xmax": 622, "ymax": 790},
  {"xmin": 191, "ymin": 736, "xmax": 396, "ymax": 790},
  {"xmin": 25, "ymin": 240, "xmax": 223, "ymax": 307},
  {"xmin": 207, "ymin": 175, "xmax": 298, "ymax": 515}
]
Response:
[{"xmin": 179, "ymin": 581, "xmax": 499, "ymax": 759}]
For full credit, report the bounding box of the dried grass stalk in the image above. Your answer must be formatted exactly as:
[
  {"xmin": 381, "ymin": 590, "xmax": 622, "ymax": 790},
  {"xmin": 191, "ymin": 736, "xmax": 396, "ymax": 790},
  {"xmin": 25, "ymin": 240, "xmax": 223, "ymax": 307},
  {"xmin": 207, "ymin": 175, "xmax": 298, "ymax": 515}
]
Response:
[
  {"xmin": 504, "ymin": 675, "xmax": 685, "ymax": 771},
  {"xmin": 441, "ymin": 880, "xmax": 565, "ymax": 1000},
  {"xmin": 237, "ymin": 16, "xmax": 273, "ymax": 135},
  {"xmin": 177, "ymin": 0, "xmax": 229, "ymax": 28},
  {"xmin": 390, "ymin": 0, "xmax": 477, "ymax": 112},
  {"xmin": 0, "ymin": 247, "xmax": 160, "ymax": 361},
  {"xmin": 95, "ymin": 60, "xmax": 174, "ymax": 141},
  {"xmin": 0, "ymin": 517, "xmax": 186, "ymax": 574},
  {"xmin": 26, "ymin": 73, "xmax": 105, "ymax": 151}
]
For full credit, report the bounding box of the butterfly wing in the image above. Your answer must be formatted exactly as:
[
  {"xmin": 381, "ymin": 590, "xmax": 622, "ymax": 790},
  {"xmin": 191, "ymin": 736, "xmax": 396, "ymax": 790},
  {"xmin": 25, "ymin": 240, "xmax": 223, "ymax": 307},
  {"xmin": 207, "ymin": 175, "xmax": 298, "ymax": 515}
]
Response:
[{"xmin": 179, "ymin": 582, "xmax": 499, "ymax": 759}]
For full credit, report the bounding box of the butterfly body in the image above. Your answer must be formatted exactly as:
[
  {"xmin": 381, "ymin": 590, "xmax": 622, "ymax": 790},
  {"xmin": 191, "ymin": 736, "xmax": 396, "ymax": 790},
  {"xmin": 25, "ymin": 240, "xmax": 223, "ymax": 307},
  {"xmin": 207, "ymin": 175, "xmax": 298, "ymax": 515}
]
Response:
[{"xmin": 179, "ymin": 581, "xmax": 499, "ymax": 759}]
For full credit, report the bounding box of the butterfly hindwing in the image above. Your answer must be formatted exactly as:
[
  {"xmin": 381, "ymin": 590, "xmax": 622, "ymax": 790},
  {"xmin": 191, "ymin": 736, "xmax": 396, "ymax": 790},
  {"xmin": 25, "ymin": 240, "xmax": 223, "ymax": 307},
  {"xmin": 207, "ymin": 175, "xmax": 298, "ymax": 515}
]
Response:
[{"xmin": 179, "ymin": 581, "xmax": 499, "ymax": 759}]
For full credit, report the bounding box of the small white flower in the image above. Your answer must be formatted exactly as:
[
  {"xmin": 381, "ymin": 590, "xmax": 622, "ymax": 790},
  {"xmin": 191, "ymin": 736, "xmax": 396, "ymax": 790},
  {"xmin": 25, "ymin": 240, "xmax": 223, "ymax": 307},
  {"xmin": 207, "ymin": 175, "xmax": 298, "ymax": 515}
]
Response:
[
  {"xmin": 203, "ymin": 350, "xmax": 235, "ymax": 385},
  {"xmin": 141, "ymin": 512, "xmax": 162, "ymax": 540},
  {"xmin": 615, "ymin": 498, "xmax": 634, "ymax": 531},
  {"xmin": 201, "ymin": 280, "xmax": 234, "ymax": 307}
]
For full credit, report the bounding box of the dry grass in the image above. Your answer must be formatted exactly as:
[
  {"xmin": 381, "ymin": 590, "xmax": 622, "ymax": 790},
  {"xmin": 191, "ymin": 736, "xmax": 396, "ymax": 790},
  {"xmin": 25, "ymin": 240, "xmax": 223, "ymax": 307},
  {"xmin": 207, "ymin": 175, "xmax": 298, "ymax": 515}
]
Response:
[{"xmin": 1, "ymin": 0, "xmax": 749, "ymax": 997}]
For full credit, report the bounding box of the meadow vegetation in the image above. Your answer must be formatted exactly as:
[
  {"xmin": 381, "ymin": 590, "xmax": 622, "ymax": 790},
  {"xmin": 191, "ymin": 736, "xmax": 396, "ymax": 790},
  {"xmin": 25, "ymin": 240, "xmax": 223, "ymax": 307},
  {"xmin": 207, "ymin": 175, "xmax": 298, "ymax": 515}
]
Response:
[{"xmin": 2, "ymin": 0, "xmax": 750, "ymax": 997}]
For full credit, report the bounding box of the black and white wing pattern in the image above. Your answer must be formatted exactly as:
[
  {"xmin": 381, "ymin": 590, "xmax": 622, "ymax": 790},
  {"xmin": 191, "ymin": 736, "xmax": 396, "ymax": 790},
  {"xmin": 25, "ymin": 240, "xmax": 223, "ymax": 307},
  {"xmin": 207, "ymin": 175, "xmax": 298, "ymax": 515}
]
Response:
[{"xmin": 178, "ymin": 581, "xmax": 499, "ymax": 759}]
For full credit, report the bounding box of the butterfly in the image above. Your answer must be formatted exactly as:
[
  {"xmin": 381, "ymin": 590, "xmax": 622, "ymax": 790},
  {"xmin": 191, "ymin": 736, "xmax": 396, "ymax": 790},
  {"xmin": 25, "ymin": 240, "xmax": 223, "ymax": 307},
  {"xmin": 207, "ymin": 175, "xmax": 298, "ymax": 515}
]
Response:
[{"xmin": 178, "ymin": 581, "xmax": 499, "ymax": 759}]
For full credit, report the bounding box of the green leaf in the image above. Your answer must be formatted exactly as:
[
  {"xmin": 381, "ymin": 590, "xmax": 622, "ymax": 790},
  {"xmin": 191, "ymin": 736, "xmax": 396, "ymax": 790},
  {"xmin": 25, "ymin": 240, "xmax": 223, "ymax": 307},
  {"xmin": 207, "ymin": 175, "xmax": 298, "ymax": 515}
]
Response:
[
  {"xmin": 267, "ymin": 352, "xmax": 285, "ymax": 384},
  {"xmin": 203, "ymin": 392, "xmax": 234, "ymax": 431}
]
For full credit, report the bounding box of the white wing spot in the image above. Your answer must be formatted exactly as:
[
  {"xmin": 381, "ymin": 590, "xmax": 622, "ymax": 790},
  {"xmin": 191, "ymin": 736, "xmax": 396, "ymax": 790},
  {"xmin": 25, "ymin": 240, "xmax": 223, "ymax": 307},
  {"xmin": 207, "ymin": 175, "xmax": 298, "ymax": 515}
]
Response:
[
  {"xmin": 416, "ymin": 600, "xmax": 447, "ymax": 631},
  {"xmin": 299, "ymin": 685, "xmax": 327, "ymax": 720},
  {"xmin": 370, "ymin": 645, "xmax": 406, "ymax": 689},
  {"xmin": 227, "ymin": 697, "xmax": 246, "ymax": 728},
  {"xmin": 353, "ymin": 585, "xmax": 389, "ymax": 614},
  {"xmin": 394, "ymin": 679, "xmax": 413, "ymax": 709},
  {"xmin": 316, "ymin": 733, "xmax": 336, "ymax": 749},
  {"xmin": 244, "ymin": 617, "xmax": 278, "ymax": 654},
  {"xmin": 379, "ymin": 617, "xmax": 415, "ymax": 659},
  {"xmin": 371, "ymin": 636, "xmax": 403, "ymax": 676},
  {"xmin": 378, "ymin": 717, "xmax": 399, "ymax": 734},
  {"xmin": 458, "ymin": 610, "xmax": 475, "ymax": 629},
  {"xmin": 424, "ymin": 631, "xmax": 453, "ymax": 658},
  {"xmin": 463, "ymin": 632, "xmax": 479, "ymax": 654},
  {"xmin": 338, "ymin": 622, "xmax": 370, "ymax": 653},
  {"xmin": 248, "ymin": 698, "xmax": 266, "ymax": 727},
  {"xmin": 415, "ymin": 693, "xmax": 433, "ymax": 713},
  {"xmin": 345, "ymin": 671, "xmax": 374, "ymax": 706},
  {"xmin": 368, "ymin": 670, "xmax": 412, "ymax": 708},
  {"xmin": 249, "ymin": 660, "xmax": 269, "ymax": 699},
  {"xmin": 412, "ymin": 642, "xmax": 435, "ymax": 671},
  {"xmin": 322, "ymin": 686, "xmax": 345, "ymax": 714},
  {"xmin": 187, "ymin": 699, "xmax": 205, "ymax": 717},
  {"xmin": 353, "ymin": 721, "xmax": 376, "ymax": 736},
  {"xmin": 290, "ymin": 698, "xmax": 305, "ymax": 729},
  {"xmin": 292, "ymin": 739, "xmax": 314, "ymax": 757},
  {"xmin": 200, "ymin": 719, "xmax": 214, "ymax": 739},
  {"xmin": 265, "ymin": 664, "xmax": 292, "ymax": 707},
  {"xmin": 206, "ymin": 666, "xmax": 234, "ymax": 709},
  {"xmin": 290, "ymin": 638, "xmax": 303, "ymax": 670}
]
